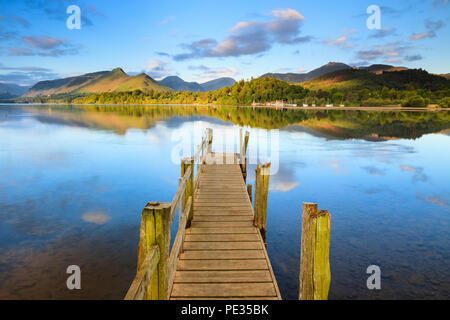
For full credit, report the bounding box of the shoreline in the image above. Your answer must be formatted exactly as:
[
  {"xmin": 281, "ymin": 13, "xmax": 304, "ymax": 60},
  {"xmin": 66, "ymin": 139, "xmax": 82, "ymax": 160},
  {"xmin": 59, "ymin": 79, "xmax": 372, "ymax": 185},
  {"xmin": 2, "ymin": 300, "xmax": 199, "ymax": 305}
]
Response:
[{"xmin": 0, "ymin": 102, "xmax": 447, "ymax": 112}]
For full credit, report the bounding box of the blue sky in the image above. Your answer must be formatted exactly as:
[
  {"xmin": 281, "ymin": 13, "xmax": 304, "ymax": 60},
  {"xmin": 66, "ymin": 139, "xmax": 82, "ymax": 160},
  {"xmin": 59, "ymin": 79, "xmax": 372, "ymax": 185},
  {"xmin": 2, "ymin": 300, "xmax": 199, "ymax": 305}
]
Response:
[{"xmin": 0, "ymin": 0, "xmax": 449, "ymax": 86}]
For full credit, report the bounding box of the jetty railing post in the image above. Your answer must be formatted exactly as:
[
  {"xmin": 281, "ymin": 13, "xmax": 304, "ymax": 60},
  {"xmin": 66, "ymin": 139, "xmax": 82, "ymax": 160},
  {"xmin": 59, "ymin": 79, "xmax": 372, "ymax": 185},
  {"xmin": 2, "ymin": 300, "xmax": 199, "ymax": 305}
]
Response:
[
  {"xmin": 239, "ymin": 130, "xmax": 250, "ymax": 181},
  {"xmin": 207, "ymin": 128, "xmax": 213, "ymax": 154},
  {"xmin": 244, "ymin": 131, "xmax": 249, "ymax": 181},
  {"xmin": 181, "ymin": 157, "xmax": 194, "ymax": 225},
  {"xmin": 299, "ymin": 203, "xmax": 331, "ymax": 300},
  {"xmin": 254, "ymin": 163, "xmax": 270, "ymax": 239},
  {"xmin": 137, "ymin": 201, "xmax": 171, "ymax": 300},
  {"xmin": 247, "ymin": 184, "xmax": 252, "ymax": 203},
  {"xmin": 244, "ymin": 131, "xmax": 250, "ymax": 154}
]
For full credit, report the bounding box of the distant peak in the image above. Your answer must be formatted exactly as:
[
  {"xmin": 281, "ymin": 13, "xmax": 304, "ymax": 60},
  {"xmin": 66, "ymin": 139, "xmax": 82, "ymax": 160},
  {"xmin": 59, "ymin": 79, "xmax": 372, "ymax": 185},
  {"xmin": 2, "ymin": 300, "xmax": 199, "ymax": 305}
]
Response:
[
  {"xmin": 325, "ymin": 62, "xmax": 347, "ymax": 67},
  {"xmin": 111, "ymin": 67, "xmax": 126, "ymax": 75},
  {"xmin": 167, "ymin": 75, "xmax": 182, "ymax": 79}
]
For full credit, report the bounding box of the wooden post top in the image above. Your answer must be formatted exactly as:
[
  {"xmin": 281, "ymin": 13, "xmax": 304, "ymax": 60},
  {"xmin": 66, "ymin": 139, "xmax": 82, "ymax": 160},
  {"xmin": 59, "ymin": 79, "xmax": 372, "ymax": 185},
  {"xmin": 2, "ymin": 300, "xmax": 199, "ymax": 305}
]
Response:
[
  {"xmin": 302, "ymin": 203, "xmax": 330, "ymax": 219},
  {"xmin": 181, "ymin": 157, "xmax": 194, "ymax": 163},
  {"xmin": 255, "ymin": 162, "xmax": 271, "ymax": 175},
  {"xmin": 144, "ymin": 202, "xmax": 171, "ymax": 210}
]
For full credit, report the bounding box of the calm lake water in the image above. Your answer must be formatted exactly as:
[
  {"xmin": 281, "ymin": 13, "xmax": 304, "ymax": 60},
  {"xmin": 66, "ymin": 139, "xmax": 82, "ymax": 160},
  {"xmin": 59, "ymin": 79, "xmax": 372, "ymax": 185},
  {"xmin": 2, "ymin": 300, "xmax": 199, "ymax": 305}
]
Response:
[{"xmin": 0, "ymin": 104, "xmax": 449, "ymax": 299}]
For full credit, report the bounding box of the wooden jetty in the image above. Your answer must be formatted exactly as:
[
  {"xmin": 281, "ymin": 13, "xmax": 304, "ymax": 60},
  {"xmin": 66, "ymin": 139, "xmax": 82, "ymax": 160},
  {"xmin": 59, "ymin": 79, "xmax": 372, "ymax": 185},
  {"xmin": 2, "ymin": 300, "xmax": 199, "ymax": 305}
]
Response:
[
  {"xmin": 171, "ymin": 155, "xmax": 280, "ymax": 300},
  {"xmin": 125, "ymin": 128, "xmax": 330, "ymax": 300}
]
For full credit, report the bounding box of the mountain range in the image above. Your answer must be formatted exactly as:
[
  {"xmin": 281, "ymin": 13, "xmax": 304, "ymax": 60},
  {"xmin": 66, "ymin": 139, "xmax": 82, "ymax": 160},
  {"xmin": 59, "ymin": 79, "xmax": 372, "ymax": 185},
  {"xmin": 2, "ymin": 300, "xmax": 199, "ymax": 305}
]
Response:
[
  {"xmin": 260, "ymin": 62, "xmax": 351, "ymax": 83},
  {"xmin": 259, "ymin": 62, "xmax": 411, "ymax": 83},
  {"xmin": 21, "ymin": 70, "xmax": 236, "ymax": 98},
  {"xmin": 4, "ymin": 62, "xmax": 449, "ymax": 99},
  {"xmin": 159, "ymin": 76, "xmax": 235, "ymax": 92},
  {"xmin": 23, "ymin": 68, "xmax": 170, "ymax": 98},
  {"xmin": 0, "ymin": 83, "xmax": 31, "ymax": 99}
]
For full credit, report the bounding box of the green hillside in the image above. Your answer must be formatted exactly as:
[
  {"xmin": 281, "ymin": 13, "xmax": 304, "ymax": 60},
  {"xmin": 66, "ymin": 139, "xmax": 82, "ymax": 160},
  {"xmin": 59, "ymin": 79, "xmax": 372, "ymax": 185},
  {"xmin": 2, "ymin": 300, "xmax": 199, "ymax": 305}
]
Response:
[
  {"xmin": 23, "ymin": 68, "xmax": 171, "ymax": 98},
  {"xmin": 302, "ymin": 68, "xmax": 450, "ymax": 91}
]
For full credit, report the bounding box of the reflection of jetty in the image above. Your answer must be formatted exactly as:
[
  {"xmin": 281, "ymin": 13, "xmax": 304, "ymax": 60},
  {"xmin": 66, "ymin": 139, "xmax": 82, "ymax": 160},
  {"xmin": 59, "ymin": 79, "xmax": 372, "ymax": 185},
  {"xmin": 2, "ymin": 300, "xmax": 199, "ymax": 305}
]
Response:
[{"xmin": 125, "ymin": 129, "xmax": 331, "ymax": 300}]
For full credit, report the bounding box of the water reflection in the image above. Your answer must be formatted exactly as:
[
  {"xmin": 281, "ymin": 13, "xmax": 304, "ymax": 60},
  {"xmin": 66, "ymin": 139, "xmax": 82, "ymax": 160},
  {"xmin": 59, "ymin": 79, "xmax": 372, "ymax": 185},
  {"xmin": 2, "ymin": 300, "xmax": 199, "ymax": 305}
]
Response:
[{"xmin": 0, "ymin": 105, "xmax": 449, "ymax": 299}]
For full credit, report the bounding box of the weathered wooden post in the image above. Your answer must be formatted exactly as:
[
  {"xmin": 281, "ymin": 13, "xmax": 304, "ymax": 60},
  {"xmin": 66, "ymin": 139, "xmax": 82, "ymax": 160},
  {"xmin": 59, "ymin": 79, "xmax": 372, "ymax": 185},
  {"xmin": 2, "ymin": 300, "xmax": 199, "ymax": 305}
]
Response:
[
  {"xmin": 240, "ymin": 130, "xmax": 250, "ymax": 181},
  {"xmin": 244, "ymin": 131, "xmax": 250, "ymax": 154},
  {"xmin": 206, "ymin": 128, "xmax": 213, "ymax": 154},
  {"xmin": 254, "ymin": 163, "xmax": 270, "ymax": 238},
  {"xmin": 181, "ymin": 157, "xmax": 194, "ymax": 225},
  {"xmin": 247, "ymin": 184, "xmax": 252, "ymax": 203},
  {"xmin": 137, "ymin": 201, "xmax": 171, "ymax": 300},
  {"xmin": 299, "ymin": 203, "xmax": 331, "ymax": 300}
]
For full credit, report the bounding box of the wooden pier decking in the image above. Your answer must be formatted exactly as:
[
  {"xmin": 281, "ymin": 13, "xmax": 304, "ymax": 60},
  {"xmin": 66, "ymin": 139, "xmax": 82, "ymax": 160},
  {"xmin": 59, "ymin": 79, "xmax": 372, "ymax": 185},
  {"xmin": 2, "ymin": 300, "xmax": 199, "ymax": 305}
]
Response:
[
  {"xmin": 170, "ymin": 154, "xmax": 281, "ymax": 300},
  {"xmin": 124, "ymin": 129, "xmax": 285, "ymax": 300}
]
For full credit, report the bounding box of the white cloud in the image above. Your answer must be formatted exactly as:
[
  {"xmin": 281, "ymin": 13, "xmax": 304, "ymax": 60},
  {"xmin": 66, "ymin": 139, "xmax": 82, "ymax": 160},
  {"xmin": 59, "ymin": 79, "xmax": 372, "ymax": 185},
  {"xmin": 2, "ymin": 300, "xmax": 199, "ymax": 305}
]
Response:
[
  {"xmin": 146, "ymin": 58, "xmax": 171, "ymax": 79},
  {"xmin": 174, "ymin": 8, "xmax": 311, "ymax": 60},
  {"xmin": 189, "ymin": 65, "xmax": 239, "ymax": 83},
  {"xmin": 323, "ymin": 28, "xmax": 357, "ymax": 49}
]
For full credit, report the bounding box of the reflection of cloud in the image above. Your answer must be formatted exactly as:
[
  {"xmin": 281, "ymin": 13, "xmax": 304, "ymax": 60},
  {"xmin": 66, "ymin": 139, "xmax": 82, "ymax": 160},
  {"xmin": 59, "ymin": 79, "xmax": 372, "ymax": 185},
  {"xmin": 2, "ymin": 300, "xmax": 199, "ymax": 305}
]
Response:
[
  {"xmin": 270, "ymin": 181, "xmax": 299, "ymax": 192},
  {"xmin": 321, "ymin": 160, "xmax": 349, "ymax": 175},
  {"xmin": 261, "ymin": 162, "xmax": 301, "ymax": 193},
  {"xmin": 416, "ymin": 194, "xmax": 449, "ymax": 209},
  {"xmin": 361, "ymin": 166, "xmax": 385, "ymax": 176},
  {"xmin": 399, "ymin": 165, "xmax": 428, "ymax": 182},
  {"xmin": 82, "ymin": 211, "xmax": 111, "ymax": 224}
]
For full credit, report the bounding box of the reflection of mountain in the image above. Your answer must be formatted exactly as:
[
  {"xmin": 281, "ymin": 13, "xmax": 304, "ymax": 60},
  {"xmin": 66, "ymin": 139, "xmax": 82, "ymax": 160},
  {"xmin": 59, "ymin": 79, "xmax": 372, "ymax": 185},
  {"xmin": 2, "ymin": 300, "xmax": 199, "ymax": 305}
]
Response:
[{"xmin": 17, "ymin": 105, "xmax": 450, "ymax": 140}]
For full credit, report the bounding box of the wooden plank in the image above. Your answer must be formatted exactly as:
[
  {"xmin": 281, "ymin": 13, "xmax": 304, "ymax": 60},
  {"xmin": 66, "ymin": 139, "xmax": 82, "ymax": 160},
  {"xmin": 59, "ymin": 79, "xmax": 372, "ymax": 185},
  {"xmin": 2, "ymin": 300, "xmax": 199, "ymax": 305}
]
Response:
[
  {"xmin": 192, "ymin": 215, "xmax": 253, "ymax": 222},
  {"xmin": 200, "ymin": 177, "xmax": 243, "ymax": 180},
  {"xmin": 198, "ymin": 186, "xmax": 245, "ymax": 190},
  {"xmin": 186, "ymin": 227, "xmax": 256, "ymax": 234},
  {"xmin": 183, "ymin": 241, "xmax": 262, "ymax": 250},
  {"xmin": 171, "ymin": 283, "xmax": 276, "ymax": 298},
  {"xmin": 195, "ymin": 198, "xmax": 249, "ymax": 202},
  {"xmin": 190, "ymin": 221, "xmax": 253, "ymax": 228},
  {"xmin": 174, "ymin": 270, "xmax": 272, "ymax": 283},
  {"xmin": 196, "ymin": 194, "xmax": 249, "ymax": 198},
  {"xmin": 184, "ymin": 233, "xmax": 259, "ymax": 242},
  {"xmin": 194, "ymin": 211, "xmax": 253, "ymax": 216},
  {"xmin": 195, "ymin": 203, "xmax": 251, "ymax": 208},
  {"xmin": 177, "ymin": 259, "xmax": 268, "ymax": 271},
  {"xmin": 194, "ymin": 206, "xmax": 252, "ymax": 210},
  {"xmin": 196, "ymin": 192, "xmax": 248, "ymax": 195},
  {"xmin": 171, "ymin": 297, "xmax": 279, "ymax": 300},
  {"xmin": 180, "ymin": 250, "xmax": 265, "ymax": 260},
  {"xmin": 194, "ymin": 202, "xmax": 250, "ymax": 206}
]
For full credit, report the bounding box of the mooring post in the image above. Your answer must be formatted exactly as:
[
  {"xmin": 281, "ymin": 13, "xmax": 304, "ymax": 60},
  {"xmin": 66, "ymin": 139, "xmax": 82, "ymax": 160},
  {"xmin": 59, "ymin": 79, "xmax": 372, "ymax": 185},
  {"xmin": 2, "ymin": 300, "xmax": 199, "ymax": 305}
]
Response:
[
  {"xmin": 181, "ymin": 157, "xmax": 194, "ymax": 225},
  {"xmin": 137, "ymin": 201, "xmax": 171, "ymax": 300},
  {"xmin": 299, "ymin": 203, "xmax": 331, "ymax": 300},
  {"xmin": 240, "ymin": 130, "xmax": 250, "ymax": 181},
  {"xmin": 254, "ymin": 163, "xmax": 270, "ymax": 238},
  {"xmin": 207, "ymin": 128, "xmax": 213, "ymax": 154},
  {"xmin": 244, "ymin": 131, "xmax": 250, "ymax": 154},
  {"xmin": 247, "ymin": 184, "xmax": 252, "ymax": 203}
]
